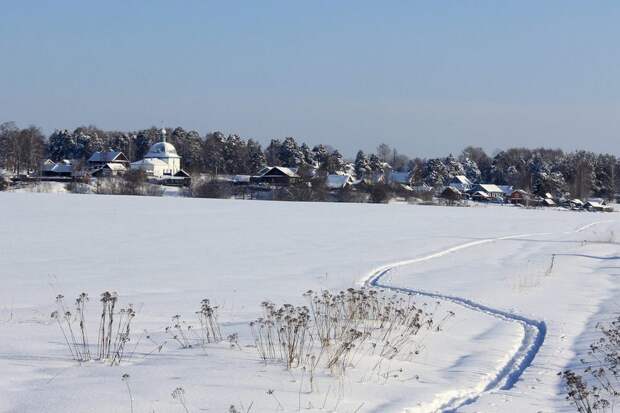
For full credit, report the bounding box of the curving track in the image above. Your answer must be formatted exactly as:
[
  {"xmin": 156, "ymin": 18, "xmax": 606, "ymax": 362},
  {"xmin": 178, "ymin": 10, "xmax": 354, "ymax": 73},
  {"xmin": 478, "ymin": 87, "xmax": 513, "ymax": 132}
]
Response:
[{"xmin": 361, "ymin": 222, "xmax": 613, "ymax": 412}]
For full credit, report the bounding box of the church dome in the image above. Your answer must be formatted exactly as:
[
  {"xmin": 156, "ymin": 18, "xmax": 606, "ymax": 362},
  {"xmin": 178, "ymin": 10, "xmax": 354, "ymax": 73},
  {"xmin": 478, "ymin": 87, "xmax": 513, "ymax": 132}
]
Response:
[{"xmin": 145, "ymin": 141, "xmax": 180, "ymax": 158}]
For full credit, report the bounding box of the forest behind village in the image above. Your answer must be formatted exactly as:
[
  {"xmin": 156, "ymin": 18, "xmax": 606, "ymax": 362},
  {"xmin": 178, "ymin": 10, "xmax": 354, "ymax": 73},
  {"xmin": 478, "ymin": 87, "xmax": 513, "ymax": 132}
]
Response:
[{"xmin": 0, "ymin": 121, "xmax": 618, "ymax": 201}]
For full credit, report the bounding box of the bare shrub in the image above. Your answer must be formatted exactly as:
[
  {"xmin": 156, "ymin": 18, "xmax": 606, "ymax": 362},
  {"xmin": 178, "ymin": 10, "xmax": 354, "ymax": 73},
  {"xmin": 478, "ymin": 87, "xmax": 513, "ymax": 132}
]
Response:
[
  {"xmin": 93, "ymin": 174, "xmax": 163, "ymax": 196},
  {"xmin": 192, "ymin": 179, "xmax": 233, "ymax": 198},
  {"xmin": 0, "ymin": 174, "xmax": 10, "ymax": 191},
  {"xmin": 65, "ymin": 181, "xmax": 91, "ymax": 194},
  {"xmin": 560, "ymin": 315, "xmax": 620, "ymax": 412},
  {"xmin": 51, "ymin": 291, "xmax": 136, "ymax": 365},
  {"xmin": 368, "ymin": 184, "xmax": 392, "ymax": 203}
]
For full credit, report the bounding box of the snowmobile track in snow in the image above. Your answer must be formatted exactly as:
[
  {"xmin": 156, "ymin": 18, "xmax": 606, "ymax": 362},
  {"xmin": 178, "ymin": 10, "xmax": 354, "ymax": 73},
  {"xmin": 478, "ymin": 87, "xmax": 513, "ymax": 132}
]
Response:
[{"xmin": 361, "ymin": 221, "xmax": 613, "ymax": 413}]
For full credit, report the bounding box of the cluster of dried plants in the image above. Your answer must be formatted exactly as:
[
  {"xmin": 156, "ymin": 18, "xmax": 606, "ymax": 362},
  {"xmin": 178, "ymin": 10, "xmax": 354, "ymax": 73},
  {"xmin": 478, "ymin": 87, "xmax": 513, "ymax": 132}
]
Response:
[
  {"xmin": 561, "ymin": 315, "xmax": 620, "ymax": 412},
  {"xmin": 51, "ymin": 291, "xmax": 135, "ymax": 365},
  {"xmin": 196, "ymin": 299, "xmax": 222, "ymax": 344},
  {"xmin": 250, "ymin": 288, "xmax": 454, "ymax": 386},
  {"xmin": 165, "ymin": 298, "xmax": 224, "ymax": 349}
]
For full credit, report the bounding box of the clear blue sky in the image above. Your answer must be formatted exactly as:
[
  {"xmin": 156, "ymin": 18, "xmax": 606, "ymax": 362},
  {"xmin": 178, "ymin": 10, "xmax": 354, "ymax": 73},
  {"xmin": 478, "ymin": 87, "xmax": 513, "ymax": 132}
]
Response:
[{"xmin": 1, "ymin": 1, "xmax": 619, "ymax": 157}]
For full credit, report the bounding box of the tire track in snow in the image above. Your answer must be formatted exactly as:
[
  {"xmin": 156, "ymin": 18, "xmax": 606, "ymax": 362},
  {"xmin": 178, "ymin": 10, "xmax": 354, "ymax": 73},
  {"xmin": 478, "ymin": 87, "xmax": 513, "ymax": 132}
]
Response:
[{"xmin": 360, "ymin": 221, "xmax": 613, "ymax": 412}]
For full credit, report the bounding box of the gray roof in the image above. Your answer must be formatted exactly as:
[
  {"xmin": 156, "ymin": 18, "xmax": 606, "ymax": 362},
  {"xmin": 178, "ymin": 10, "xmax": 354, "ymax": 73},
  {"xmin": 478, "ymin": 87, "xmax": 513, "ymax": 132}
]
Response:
[
  {"xmin": 257, "ymin": 166, "xmax": 300, "ymax": 178},
  {"xmin": 326, "ymin": 174, "xmax": 352, "ymax": 189},
  {"xmin": 51, "ymin": 163, "xmax": 73, "ymax": 174},
  {"xmin": 88, "ymin": 151, "xmax": 128, "ymax": 163},
  {"xmin": 389, "ymin": 171, "xmax": 412, "ymax": 184},
  {"xmin": 451, "ymin": 175, "xmax": 472, "ymax": 186},
  {"xmin": 475, "ymin": 184, "xmax": 504, "ymax": 193}
]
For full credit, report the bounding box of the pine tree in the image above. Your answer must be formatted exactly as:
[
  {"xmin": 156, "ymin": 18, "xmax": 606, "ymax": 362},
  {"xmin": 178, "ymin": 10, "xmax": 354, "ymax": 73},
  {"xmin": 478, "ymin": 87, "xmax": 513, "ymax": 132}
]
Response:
[
  {"xmin": 300, "ymin": 143, "xmax": 315, "ymax": 166},
  {"xmin": 423, "ymin": 158, "xmax": 448, "ymax": 187},
  {"xmin": 368, "ymin": 154, "xmax": 383, "ymax": 173},
  {"xmin": 324, "ymin": 150, "xmax": 345, "ymax": 174},
  {"xmin": 265, "ymin": 139, "xmax": 282, "ymax": 166},
  {"xmin": 278, "ymin": 137, "xmax": 303, "ymax": 167},
  {"xmin": 312, "ymin": 144, "xmax": 329, "ymax": 169},
  {"xmin": 354, "ymin": 150, "xmax": 370, "ymax": 178},
  {"xmin": 203, "ymin": 132, "xmax": 226, "ymax": 175},
  {"xmin": 246, "ymin": 139, "xmax": 266, "ymax": 172},
  {"xmin": 461, "ymin": 157, "xmax": 481, "ymax": 183},
  {"xmin": 48, "ymin": 129, "xmax": 77, "ymax": 161},
  {"xmin": 444, "ymin": 154, "xmax": 465, "ymax": 178}
]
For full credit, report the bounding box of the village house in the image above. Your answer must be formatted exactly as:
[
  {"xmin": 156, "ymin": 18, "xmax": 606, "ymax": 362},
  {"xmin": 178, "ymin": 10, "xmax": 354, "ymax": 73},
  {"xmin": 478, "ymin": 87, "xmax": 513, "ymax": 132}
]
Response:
[
  {"xmin": 440, "ymin": 186, "xmax": 462, "ymax": 202},
  {"xmin": 326, "ymin": 174, "xmax": 355, "ymax": 190},
  {"xmin": 471, "ymin": 190, "xmax": 491, "ymax": 202},
  {"xmin": 250, "ymin": 166, "xmax": 300, "ymax": 186},
  {"xmin": 498, "ymin": 185, "xmax": 514, "ymax": 197},
  {"xmin": 411, "ymin": 182, "xmax": 434, "ymax": 194},
  {"xmin": 388, "ymin": 171, "xmax": 412, "ymax": 186},
  {"xmin": 87, "ymin": 151, "xmax": 130, "ymax": 169},
  {"xmin": 470, "ymin": 184, "xmax": 505, "ymax": 201},
  {"xmin": 448, "ymin": 175, "xmax": 473, "ymax": 192},
  {"xmin": 569, "ymin": 199, "xmax": 585, "ymax": 209},
  {"xmin": 91, "ymin": 162, "xmax": 127, "ymax": 177},
  {"xmin": 585, "ymin": 200, "xmax": 605, "ymax": 212},
  {"xmin": 509, "ymin": 189, "xmax": 530, "ymax": 205},
  {"xmin": 41, "ymin": 159, "xmax": 74, "ymax": 178}
]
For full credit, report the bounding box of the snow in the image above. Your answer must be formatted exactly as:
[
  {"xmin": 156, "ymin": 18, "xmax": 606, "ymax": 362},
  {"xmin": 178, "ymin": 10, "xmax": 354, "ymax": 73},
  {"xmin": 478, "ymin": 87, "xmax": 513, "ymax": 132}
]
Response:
[
  {"xmin": 326, "ymin": 174, "xmax": 351, "ymax": 189},
  {"xmin": 0, "ymin": 192, "xmax": 618, "ymax": 412}
]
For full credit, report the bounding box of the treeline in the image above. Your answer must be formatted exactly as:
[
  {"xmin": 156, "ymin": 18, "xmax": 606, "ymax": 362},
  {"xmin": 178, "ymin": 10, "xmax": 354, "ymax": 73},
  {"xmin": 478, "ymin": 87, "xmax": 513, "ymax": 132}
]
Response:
[{"xmin": 1, "ymin": 121, "xmax": 619, "ymax": 199}]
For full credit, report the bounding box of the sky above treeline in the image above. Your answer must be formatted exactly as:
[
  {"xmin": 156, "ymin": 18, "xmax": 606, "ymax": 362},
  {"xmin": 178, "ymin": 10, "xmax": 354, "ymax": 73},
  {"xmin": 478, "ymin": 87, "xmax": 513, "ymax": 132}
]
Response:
[{"xmin": 1, "ymin": 1, "xmax": 619, "ymax": 158}]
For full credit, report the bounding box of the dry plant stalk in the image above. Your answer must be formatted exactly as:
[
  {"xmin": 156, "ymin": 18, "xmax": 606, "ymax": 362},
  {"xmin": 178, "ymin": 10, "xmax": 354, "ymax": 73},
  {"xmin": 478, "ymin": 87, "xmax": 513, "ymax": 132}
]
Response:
[{"xmin": 51, "ymin": 291, "xmax": 136, "ymax": 365}]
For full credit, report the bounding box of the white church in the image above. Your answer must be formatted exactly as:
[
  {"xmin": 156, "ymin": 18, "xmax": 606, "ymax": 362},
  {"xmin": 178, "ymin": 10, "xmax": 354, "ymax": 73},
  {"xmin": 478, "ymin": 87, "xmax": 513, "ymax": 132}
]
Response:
[{"xmin": 130, "ymin": 129, "xmax": 187, "ymax": 178}]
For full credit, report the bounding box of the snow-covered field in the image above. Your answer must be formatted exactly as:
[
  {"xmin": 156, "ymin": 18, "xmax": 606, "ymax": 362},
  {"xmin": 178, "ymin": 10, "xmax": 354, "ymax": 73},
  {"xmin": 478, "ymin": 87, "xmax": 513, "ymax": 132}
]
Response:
[{"xmin": 0, "ymin": 192, "xmax": 618, "ymax": 413}]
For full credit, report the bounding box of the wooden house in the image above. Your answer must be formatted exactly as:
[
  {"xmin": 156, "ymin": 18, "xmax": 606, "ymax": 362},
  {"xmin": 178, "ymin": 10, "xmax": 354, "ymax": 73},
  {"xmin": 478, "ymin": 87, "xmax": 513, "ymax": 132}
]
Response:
[
  {"xmin": 250, "ymin": 166, "xmax": 300, "ymax": 186},
  {"xmin": 471, "ymin": 184, "xmax": 505, "ymax": 200},
  {"xmin": 87, "ymin": 151, "xmax": 130, "ymax": 169}
]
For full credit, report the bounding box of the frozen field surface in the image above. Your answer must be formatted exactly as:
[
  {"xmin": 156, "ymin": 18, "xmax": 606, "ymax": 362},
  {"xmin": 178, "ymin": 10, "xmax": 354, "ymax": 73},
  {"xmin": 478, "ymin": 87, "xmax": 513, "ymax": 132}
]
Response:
[{"xmin": 0, "ymin": 192, "xmax": 618, "ymax": 412}]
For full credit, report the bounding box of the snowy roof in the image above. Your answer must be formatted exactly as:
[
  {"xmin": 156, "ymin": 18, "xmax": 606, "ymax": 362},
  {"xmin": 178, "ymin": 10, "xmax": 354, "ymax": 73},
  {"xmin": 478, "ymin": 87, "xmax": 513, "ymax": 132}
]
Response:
[
  {"xmin": 51, "ymin": 163, "xmax": 73, "ymax": 174},
  {"xmin": 174, "ymin": 169, "xmax": 191, "ymax": 178},
  {"xmin": 543, "ymin": 199, "xmax": 556, "ymax": 206},
  {"xmin": 586, "ymin": 201, "xmax": 604, "ymax": 208},
  {"xmin": 389, "ymin": 171, "xmax": 412, "ymax": 184},
  {"xmin": 570, "ymin": 199, "xmax": 584, "ymax": 205},
  {"xmin": 105, "ymin": 163, "xmax": 127, "ymax": 171},
  {"xmin": 475, "ymin": 184, "xmax": 504, "ymax": 193},
  {"xmin": 233, "ymin": 175, "xmax": 251, "ymax": 183},
  {"xmin": 450, "ymin": 175, "xmax": 472, "ymax": 186},
  {"xmin": 472, "ymin": 191, "xmax": 490, "ymax": 198},
  {"xmin": 498, "ymin": 185, "xmax": 514, "ymax": 195},
  {"xmin": 145, "ymin": 142, "xmax": 180, "ymax": 159},
  {"xmin": 412, "ymin": 183, "xmax": 433, "ymax": 192},
  {"xmin": 131, "ymin": 158, "xmax": 169, "ymax": 167},
  {"xmin": 442, "ymin": 186, "xmax": 462, "ymax": 195},
  {"xmin": 41, "ymin": 159, "xmax": 56, "ymax": 172},
  {"xmin": 88, "ymin": 151, "xmax": 127, "ymax": 163},
  {"xmin": 326, "ymin": 174, "xmax": 352, "ymax": 189},
  {"xmin": 256, "ymin": 166, "xmax": 300, "ymax": 178}
]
